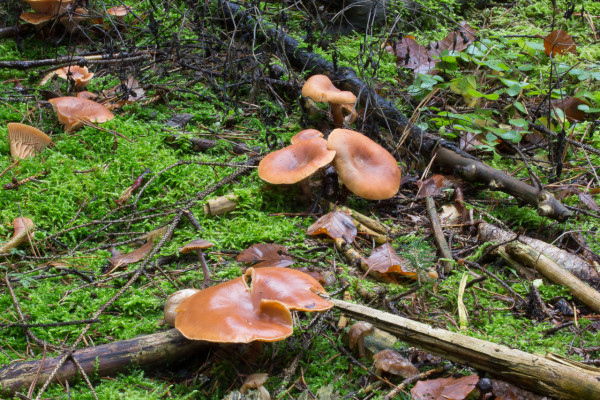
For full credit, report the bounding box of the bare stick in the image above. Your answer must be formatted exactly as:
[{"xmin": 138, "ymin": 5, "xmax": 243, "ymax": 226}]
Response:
[
  {"xmin": 506, "ymin": 241, "xmax": 600, "ymax": 313},
  {"xmin": 425, "ymin": 196, "xmax": 453, "ymax": 273},
  {"xmin": 331, "ymin": 299, "xmax": 600, "ymax": 400}
]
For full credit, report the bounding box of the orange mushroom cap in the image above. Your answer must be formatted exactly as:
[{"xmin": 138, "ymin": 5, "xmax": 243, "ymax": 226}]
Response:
[
  {"xmin": 23, "ymin": 0, "xmax": 73, "ymax": 15},
  {"xmin": 290, "ymin": 129, "xmax": 324, "ymax": 145},
  {"xmin": 7, "ymin": 123, "xmax": 52, "ymax": 159},
  {"xmin": 48, "ymin": 96, "xmax": 114, "ymax": 132},
  {"xmin": 107, "ymin": 6, "xmax": 131, "ymax": 18},
  {"xmin": 327, "ymin": 129, "xmax": 401, "ymax": 200},
  {"xmin": 174, "ymin": 267, "xmax": 332, "ymax": 343},
  {"xmin": 258, "ymin": 138, "xmax": 335, "ymax": 184},
  {"xmin": 55, "ymin": 66, "xmax": 94, "ymax": 89},
  {"xmin": 20, "ymin": 12, "xmax": 53, "ymax": 26},
  {"xmin": 301, "ymin": 75, "xmax": 356, "ymax": 105}
]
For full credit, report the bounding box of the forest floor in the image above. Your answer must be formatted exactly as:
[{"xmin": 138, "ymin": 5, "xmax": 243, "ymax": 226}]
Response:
[{"xmin": 1, "ymin": 0, "xmax": 600, "ymax": 399}]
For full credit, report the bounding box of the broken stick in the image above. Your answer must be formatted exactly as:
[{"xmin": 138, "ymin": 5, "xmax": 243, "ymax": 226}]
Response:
[{"xmin": 331, "ymin": 299, "xmax": 600, "ymax": 400}]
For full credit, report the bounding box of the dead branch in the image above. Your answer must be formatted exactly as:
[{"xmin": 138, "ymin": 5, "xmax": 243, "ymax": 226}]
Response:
[
  {"xmin": 0, "ymin": 329, "xmax": 208, "ymax": 395},
  {"xmin": 216, "ymin": 0, "xmax": 572, "ymax": 221},
  {"xmin": 0, "ymin": 53, "xmax": 152, "ymax": 70},
  {"xmin": 506, "ymin": 241, "xmax": 600, "ymax": 313},
  {"xmin": 331, "ymin": 299, "xmax": 600, "ymax": 400},
  {"xmin": 478, "ymin": 221, "xmax": 599, "ymax": 284}
]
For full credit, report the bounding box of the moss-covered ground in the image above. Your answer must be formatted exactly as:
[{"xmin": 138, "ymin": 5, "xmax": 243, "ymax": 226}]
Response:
[{"xmin": 1, "ymin": 0, "xmax": 600, "ymax": 399}]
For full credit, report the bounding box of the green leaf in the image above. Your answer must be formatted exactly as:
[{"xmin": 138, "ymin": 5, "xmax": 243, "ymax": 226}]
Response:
[{"xmin": 513, "ymin": 102, "xmax": 526, "ymax": 113}]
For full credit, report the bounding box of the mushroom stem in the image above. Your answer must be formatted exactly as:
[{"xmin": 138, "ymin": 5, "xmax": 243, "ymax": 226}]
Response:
[
  {"xmin": 331, "ymin": 103, "xmax": 345, "ymax": 127},
  {"xmin": 0, "ymin": 218, "xmax": 35, "ymax": 254},
  {"xmin": 196, "ymin": 249, "xmax": 210, "ymax": 288}
]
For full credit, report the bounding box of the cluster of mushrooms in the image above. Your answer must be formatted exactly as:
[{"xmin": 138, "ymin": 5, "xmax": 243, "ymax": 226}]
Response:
[
  {"xmin": 258, "ymin": 75, "xmax": 401, "ymax": 201},
  {"xmin": 20, "ymin": 0, "xmax": 130, "ymax": 32}
]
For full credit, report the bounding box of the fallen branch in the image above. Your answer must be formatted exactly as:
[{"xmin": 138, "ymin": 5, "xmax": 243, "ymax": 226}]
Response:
[
  {"xmin": 0, "ymin": 53, "xmax": 152, "ymax": 70},
  {"xmin": 216, "ymin": 0, "xmax": 572, "ymax": 221},
  {"xmin": 331, "ymin": 299, "xmax": 600, "ymax": 400},
  {"xmin": 506, "ymin": 241, "xmax": 600, "ymax": 313},
  {"xmin": 0, "ymin": 329, "xmax": 208, "ymax": 395}
]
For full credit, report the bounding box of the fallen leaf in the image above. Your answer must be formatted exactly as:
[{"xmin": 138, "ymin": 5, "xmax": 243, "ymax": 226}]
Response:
[
  {"xmin": 578, "ymin": 193, "xmax": 600, "ymax": 212},
  {"xmin": 491, "ymin": 379, "xmax": 546, "ymax": 400},
  {"xmin": 411, "ymin": 374, "xmax": 479, "ymax": 400},
  {"xmin": 108, "ymin": 239, "xmax": 154, "ymax": 272},
  {"xmin": 459, "ymin": 131, "xmax": 484, "ymax": 152},
  {"xmin": 307, "ymin": 211, "xmax": 357, "ymax": 242},
  {"xmin": 365, "ymin": 242, "xmax": 416, "ymax": 277},
  {"xmin": 429, "ymin": 21, "xmax": 478, "ymax": 57},
  {"xmin": 237, "ymin": 243, "xmax": 294, "ymax": 268},
  {"xmin": 543, "ymin": 29, "xmax": 577, "ymax": 56},
  {"xmin": 550, "ymin": 97, "xmax": 589, "ymax": 122},
  {"xmin": 416, "ymin": 174, "xmax": 445, "ymax": 198}
]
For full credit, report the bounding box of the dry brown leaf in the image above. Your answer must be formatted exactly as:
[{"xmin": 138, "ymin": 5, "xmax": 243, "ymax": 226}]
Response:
[
  {"xmin": 411, "ymin": 374, "xmax": 479, "ymax": 400},
  {"xmin": 459, "ymin": 131, "xmax": 484, "ymax": 152},
  {"xmin": 109, "ymin": 239, "xmax": 154, "ymax": 271},
  {"xmin": 237, "ymin": 243, "xmax": 294, "ymax": 268},
  {"xmin": 550, "ymin": 97, "xmax": 589, "ymax": 122},
  {"xmin": 365, "ymin": 242, "xmax": 416, "ymax": 277},
  {"xmin": 416, "ymin": 174, "xmax": 445, "ymax": 198},
  {"xmin": 429, "ymin": 21, "xmax": 478, "ymax": 57},
  {"xmin": 307, "ymin": 211, "xmax": 357, "ymax": 242},
  {"xmin": 578, "ymin": 193, "xmax": 600, "ymax": 212},
  {"xmin": 373, "ymin": 349, "xmax": 418, "ymax": 378},
  {"xmin": 491, "ymin": 379, "xmax": 546, "ymax": 400},
  {"xmin": 543, "ymin": 29, "xmax": 577, "ymax": 56}
]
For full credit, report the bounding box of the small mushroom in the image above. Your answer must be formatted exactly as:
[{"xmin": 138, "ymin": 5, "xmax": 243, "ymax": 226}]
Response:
[
  {"xmin": 258, "ymin": 137, "xmax": 335, "ymax": 199},
  {"xmin": 20, "ymin": 12, "xmax": 53, "ymax": 28},
  {"xmin": 348, "ymin": 321, "xmax": 374, "ymax": 358},
  {"xmin": 106, "ymin": 6, "xmax": 131, "ymax": 23},
  {"xmin": 55, "ymin": 65, "xmax": 94, "ymax": 89},
  {"xmin": 327, "ymin": 129, "xmax": 401, "ymax": 200},
  {"xmin": 241, "ymin": 373, "xmax": 270, "ymax": 400},
  {"xmin": 7, "ymin": 123, "xmax": 52, "ymax": 159},
  {"xmin": 22, "ymin": 0, "xmax": 73, "ymax": 15},
  {"xmin": 48, "ymin": 96, "xmax": 114, "ymax": 132},
  {"xmin": 0, "ymin": 218, "xmax": 35, "ymax": 254},
  {"xmin": 373, "ymin": 349, "xmax": 418, "ymax": 378},
  {"xmin": 163, "ymin": 288, "xmax": 200, "ymax": 326},
  {"xmin": 301, "ymin": 75, "xmax": 358, "ymax": 127},
  {"xmin": 179, "ymin": 239, "xmax": 214, "ymax": 288}
]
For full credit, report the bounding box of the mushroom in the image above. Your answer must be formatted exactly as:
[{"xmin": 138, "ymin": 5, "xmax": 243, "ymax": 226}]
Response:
[
  {"xmin": 55, "ymin": 66, "xmax": 94, "ymax": 89},
  {"xmin": 179, "ymin": 239, "xmax": 214, "ymax": 288},
  {"xmin": 19, "ymin": 12, "xmax": 53, "ymax": 28},
  {"xmin": 163, "ymin": 288, "xmax": 200, "ymax": 327},
  {"xmin": 174, "ymin": 267, "xmax": 332, "ymax": 343},
  {"xmin": 348, "ymin": 321, "xmax": 374, "ymax": 358},
  {"xmin": 48, "ymin": 96, "xmax": 114, "ymax": 132},
  {"xmin": 301, "ymin": 75, "xmax": 358, "ymax": 127},
  {"xmin": 7, "ymin": 123, "xmax": 52, "ymax": 159},
  {"xmin": 327, "ymin": 129, "xmax": 401, "ymax": 200},
  {"xmin": 241, "ymin": 373, "xmax": 270, "ymax": 400},
  {"xmin": 106, "ymin": 6, "xmax": 131, "ymax": 23},
  {"xmin": 59, "ymin": 7, "xmax": 88, "ymax": 34},
  {"xmin": 0, "ymin": 218, "xmax": 35, "ymax": 254},
  {"xmin": 22, "ymin": 0, "xmax": 73, "ymax": 15},
  {"xmin": 373, "ymin": 350, "xmax": 418, "ymax": 378},
  {"xmin": 258, "ymin": 137, "xmax": 335, "ymax": 199},
  {"xmin": 290, "ymin": 129, "xmax": 324, "ymax": 144}
]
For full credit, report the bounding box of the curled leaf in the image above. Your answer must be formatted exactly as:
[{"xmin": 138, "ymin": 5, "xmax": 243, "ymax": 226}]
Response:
[
  {"xmin": 307, "ymin": 211, "xmax": 357, "ymax": 242},
  {"xmin": 543, "ymin": 29, "xmax": 576, "ymax": 56},
  {"xmin": 411, "ymin": 374, "xmax": 479, "ymax": 400},
  {"xmin": 365, "ymin": 242, "xmax": 416, "ymax": 277},
  {"xmin": 237, "ymin": 243, "xmax": 294, "ymax": 268}
]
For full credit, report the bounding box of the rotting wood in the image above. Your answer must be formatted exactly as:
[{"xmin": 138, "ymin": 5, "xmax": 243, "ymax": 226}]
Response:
[
  {"xmin": 331, "ymin": 299, "xmax": 600, "ymax": 400},
  {"xmin": 506, "ymin": 241, "xmax": 600, "ymax": 313},
  {"xmin": 0, "ymin": 329, "xmax": 208, "ymax": 395},
  {"xmin": 203, "ymin": 194, "xmax": 240, "ymax": 216},
  {"xmin": 478, "ymin": 221, "xmax": 599, "ymax": 284},
  {"xmin": 216, "ymin": 0, "xmax": 572, "ymax": 222}
]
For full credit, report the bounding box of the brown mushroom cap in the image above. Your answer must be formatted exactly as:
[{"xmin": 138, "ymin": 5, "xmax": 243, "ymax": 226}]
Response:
[
  {"xmin": 301, "ymin": 75, "xmax": 356, "ymax": 105},
  {"xmin": 23, "ymin": 0, "xmax": 73, "ymax": 15},
  {"xmin": 48, "ymin": 97, "xmax": 114, "ymax": 132},
  {"xmin": 7, "ymin": 123, "xmax": 52, "ymax": 159},
  {"xmin": 258, "ymin": 138, "xmax": 336, "ymax": 184},
  {"xmin": 290, "ymin": 129, "xmax": 324, "ymax": 145},
  {"xmin": 20, "ymin": 12, "xmax": 53, "ymax": 26},
  {"xmin": 107, "ymin": 6, "xmax": 131, "ymax": 18},
  {"xmin": 179, "ymin": 239, "xmax": 215, "ymax": 254},
  {"xmin": 327, "ymin": 129, "xmax": 401, "ymax": 200},
  {"xmin": 163, "ymin": 288, "xmax": 201, "ymax": 327},
  {"xmin": 175, "ymin": 267, "xmax": 332, "ymax": 343},
  {"xmin": 55, "ymin": 66, "xmax": 94, "ymax": 89},
  {"xmin": 373, "ymin": 350, "xmax": 418, "ymax": 378}
]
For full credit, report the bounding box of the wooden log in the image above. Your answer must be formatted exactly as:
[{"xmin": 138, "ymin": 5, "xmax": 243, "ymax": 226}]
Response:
[
  {"xmin": 0, "ymin": 329, "xmax": 208, "ymax": 395},
  {"xmin": 331, "ymin": 299, "xmax": 600, "ymax": 400},
  {"xmin": 506, "ymin": 241, "xmax": 600, "ymax": 313}
]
